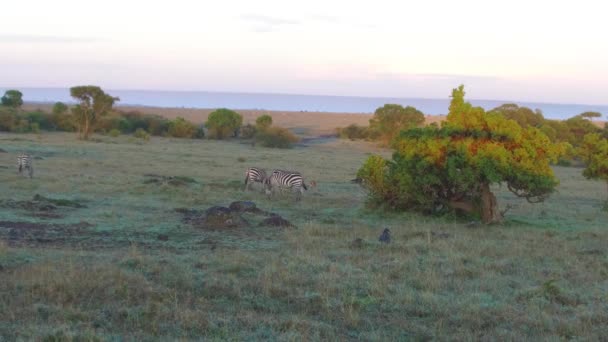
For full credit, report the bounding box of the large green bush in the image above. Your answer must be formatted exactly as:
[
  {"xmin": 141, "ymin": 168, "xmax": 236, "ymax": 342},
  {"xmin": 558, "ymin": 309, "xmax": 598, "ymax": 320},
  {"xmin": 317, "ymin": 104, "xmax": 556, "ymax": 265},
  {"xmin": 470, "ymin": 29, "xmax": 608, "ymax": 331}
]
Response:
[
  {"xmin": 205, "ymin": 108, "xmax": 243, "ymax": 139},
  {"xmin": 358, "ymin": 86, "xmax": 568, "ymax": 224}
]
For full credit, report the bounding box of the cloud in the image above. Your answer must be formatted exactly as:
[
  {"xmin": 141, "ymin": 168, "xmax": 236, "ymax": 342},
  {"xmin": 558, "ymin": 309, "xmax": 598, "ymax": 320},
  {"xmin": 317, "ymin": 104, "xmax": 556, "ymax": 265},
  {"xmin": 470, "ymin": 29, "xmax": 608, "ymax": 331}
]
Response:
[
  {"xmin": 380, "ymin": 72, "xmax": 502, "ymax": 82},
  {"xmin": 240, "ymin": 14, "xmax": 300, "ymax": 32},
  {"xmin": 0, "ymin": 34, "xmax": 105, "ymax": 44}
]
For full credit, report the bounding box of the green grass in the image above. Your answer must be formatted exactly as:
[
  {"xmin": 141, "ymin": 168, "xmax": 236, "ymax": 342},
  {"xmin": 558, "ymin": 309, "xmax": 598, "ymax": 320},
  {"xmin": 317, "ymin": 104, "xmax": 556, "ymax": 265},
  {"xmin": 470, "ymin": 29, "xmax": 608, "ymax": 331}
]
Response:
[{"xmin": 0, "ymin": 132, "xmax": 607, "ymax": 340}]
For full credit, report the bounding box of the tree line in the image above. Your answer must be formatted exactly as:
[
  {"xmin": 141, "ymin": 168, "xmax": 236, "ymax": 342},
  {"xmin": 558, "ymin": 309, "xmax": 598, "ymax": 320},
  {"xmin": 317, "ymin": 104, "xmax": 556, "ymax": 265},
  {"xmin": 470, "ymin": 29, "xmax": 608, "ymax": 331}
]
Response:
[{"xmin": 0, "ymin": 87, "xmax": 298, "ymax": 148}]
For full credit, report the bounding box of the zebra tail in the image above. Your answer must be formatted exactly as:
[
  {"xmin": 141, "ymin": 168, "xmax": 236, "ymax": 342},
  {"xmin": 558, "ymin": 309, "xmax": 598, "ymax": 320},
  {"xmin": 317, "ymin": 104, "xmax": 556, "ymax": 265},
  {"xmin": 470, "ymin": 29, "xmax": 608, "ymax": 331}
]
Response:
[{"xmin": 302, "ymin": 183, "xmax": 308, "ymax": 191}]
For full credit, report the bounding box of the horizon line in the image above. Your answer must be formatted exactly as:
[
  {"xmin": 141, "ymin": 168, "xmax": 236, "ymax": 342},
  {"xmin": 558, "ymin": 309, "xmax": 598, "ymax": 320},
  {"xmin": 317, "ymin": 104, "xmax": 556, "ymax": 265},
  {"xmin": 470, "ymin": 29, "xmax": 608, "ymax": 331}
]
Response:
[{"xmin": 3, "ymin": 85, "xmax": 608, "ymax": 109}]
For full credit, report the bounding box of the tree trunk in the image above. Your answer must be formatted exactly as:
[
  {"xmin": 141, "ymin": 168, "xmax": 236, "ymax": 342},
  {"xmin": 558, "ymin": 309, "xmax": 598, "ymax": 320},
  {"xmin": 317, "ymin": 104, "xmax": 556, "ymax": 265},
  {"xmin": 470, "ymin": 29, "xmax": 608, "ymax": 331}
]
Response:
[
  {"xmin": 83, "ymin": 117, "xmax": 90, "ymax": 140},
  {"xmin": 480, "ymin": 182, "xmax": 502, "ymax": 224}
]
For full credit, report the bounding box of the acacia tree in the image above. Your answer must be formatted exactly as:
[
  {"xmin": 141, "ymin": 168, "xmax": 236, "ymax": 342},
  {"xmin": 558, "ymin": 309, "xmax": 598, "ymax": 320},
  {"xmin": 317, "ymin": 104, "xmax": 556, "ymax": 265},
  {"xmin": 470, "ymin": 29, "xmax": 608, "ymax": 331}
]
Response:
[
  {"xmin": 1, "ymin": 90, "xmax": 24, "ymax": 108},
  {"xmin": 488, "ymin": 103, "xmax": 545, "ymax": 128},
  {"xmin": 579, "ymin": 133, "xmax": 608, "ymax": 199},
  {"xmin": 205, "ymin": 108, "xmax": 243, "ymax": 139},
  {"xmin": 369, "ymin": 104, "xmax": 425, "ymax": 145},
  {"xmin": 70, "ymin": 86, "xmax": 119, "ymax": 140},
  {"xmin": 357, "ymin": 85, "xmax": 568, "ymax": 224}
]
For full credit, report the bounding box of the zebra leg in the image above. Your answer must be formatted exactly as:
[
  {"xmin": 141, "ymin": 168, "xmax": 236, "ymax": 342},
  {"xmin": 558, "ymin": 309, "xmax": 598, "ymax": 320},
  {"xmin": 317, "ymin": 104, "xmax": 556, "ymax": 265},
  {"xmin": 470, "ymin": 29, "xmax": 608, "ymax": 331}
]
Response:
[
  {"xmin": 29, "ymin": 166, "xmax": 34, "ymax": 178},
  {"xmin": 293, "ymin": 186, "xmax": 302, "ymax": 201}
]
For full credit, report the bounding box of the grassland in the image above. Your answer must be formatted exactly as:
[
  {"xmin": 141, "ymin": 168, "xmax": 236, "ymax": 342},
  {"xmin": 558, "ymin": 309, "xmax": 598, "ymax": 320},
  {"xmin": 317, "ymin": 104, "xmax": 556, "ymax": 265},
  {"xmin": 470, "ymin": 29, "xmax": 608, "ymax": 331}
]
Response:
[{"xmin": 1, "ymin": 131, "xmax": 607, "ymax": 340}]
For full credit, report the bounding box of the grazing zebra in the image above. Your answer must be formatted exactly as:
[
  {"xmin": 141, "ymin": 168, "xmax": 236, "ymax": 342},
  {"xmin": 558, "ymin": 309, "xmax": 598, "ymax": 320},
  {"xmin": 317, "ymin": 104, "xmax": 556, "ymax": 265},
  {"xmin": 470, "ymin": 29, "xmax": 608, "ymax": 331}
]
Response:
[
  {"xmin": 17, "ymin": 153, "xmax": 34, "ymax": 178},
  {"xmin": 265, "ymin": 169, "xmax": 309, "ymax": 201},
  {"xmin": 244, "ymin": 167, "xmax": 268, "ymax": 191}
]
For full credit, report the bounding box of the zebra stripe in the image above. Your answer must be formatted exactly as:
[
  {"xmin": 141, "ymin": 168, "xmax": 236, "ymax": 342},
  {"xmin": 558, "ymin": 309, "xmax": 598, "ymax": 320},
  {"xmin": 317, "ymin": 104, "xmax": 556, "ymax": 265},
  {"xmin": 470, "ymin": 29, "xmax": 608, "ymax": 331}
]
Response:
[
  {"xmin": 244, "ymin": 167, "xmax": 267, "ymax": 191},
  {"xmin": 17, "ymin": 153, "xmax": 34, "ymax": 178},
  {"xmin": 266, "ymin": 169, "xmax": 308, "ymax": 201}
]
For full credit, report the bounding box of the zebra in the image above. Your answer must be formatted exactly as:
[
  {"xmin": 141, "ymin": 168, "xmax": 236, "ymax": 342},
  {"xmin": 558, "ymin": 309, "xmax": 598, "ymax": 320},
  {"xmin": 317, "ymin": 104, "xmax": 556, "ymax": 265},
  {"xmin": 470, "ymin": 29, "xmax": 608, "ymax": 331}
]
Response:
[
  {"xmin": 265, "ymin": 169, "xmax": 309, "ymax": 201},
  {"xmin": 17, "ymin": 153, "xmax": 34, "ymax": 178},
  {"xmin": 244, "ymin": 167, "xmax": 268, "ymax": 191}
]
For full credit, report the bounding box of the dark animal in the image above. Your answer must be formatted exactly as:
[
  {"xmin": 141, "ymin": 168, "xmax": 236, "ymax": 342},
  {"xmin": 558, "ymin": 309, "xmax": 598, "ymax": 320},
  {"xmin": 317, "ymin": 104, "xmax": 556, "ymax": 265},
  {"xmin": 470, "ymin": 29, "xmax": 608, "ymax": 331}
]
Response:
[{"xmin": 379, "ymin": 228, "xmax": 391, "ymax": 244}]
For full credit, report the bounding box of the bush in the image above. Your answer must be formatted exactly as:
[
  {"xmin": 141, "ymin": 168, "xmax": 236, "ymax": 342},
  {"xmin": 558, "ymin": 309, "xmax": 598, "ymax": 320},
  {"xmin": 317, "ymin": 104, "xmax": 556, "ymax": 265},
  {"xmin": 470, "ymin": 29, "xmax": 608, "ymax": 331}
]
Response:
[
  {"xmin": 255, "ymin": 114, "xmax": 273, "ymax": 130},
  {"xmin": 109, "ymin": 129, "xmax": 121, "ymax": 137},
  {"xmin": 338, "ymin": 124, "xmax": 369, "ymax": 140},
  {"xmin": 369, "ymin": 104, "xmax": 425, "ymax": 145},
  {"xmin": 52, "ymin": 102, "xmax": 69, "ymax": 115},
  {"xmin": 206, "ymin": 108, "xmax": 243, "ymax": 139},
  {"xmin": 168, "ymin": 117, "xmax": 197, "ymax": 138},
  {"xmin": 134, "ymin": 128, "xmax": 150, "ymax": 141},
  {"xmin": 240, "ymin": 124, "xmax": 257, "ymax": 139},
  {"xmin": 0, "ymin": 107, "xmax": 17, "ymax": 131},
  {"xmin": 255, "ymin": 126, "xmax": 299, "ymax": 148}
]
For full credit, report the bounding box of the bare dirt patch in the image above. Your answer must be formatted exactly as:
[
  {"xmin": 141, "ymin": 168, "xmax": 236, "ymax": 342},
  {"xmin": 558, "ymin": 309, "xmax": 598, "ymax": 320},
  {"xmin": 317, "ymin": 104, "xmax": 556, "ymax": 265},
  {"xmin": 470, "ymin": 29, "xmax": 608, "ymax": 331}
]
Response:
[
  {"xmin": 143, "ymin": 174, "xmax": 197, "ymax": 186},
  {"xmin": 0, "ymin": 221, "xmax": 94, "ymax": 247},
  {"xmin": 0, "ymin": 194, "xmax": 86, "ymax": 219}
]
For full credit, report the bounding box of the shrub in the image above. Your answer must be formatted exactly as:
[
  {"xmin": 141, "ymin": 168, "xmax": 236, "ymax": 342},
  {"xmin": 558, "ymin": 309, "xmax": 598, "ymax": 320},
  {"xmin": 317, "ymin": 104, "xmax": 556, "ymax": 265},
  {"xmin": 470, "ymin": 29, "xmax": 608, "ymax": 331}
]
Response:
[
  {"xmin": 168, "ymin": 117, "xmax": 197, "ymax": 138},
  {"xmin": 142, "ymin": 115, "xmax": 170, "ymax": 136},
  {"xmin": 338, "ymin": 124, "xmax": 369, "ymax": 140},
  {"xmin": 52, "ymin": 102, "xmax": 69, "ymax": 115},
  {"xmin": 255, "ymin": 126, "xmax": 299, "ymax": 148},
  {"xmin": 30, "ymin": 122, "xmax": 40, "ymax": 133},
  {"xmin": 0, "ymin": 107, "xmax": 17, "ymax": 131},
  {"xmin": 24, "ymin": 110, "xmax": 52, "ymax": 130},
  {"xmin": 240, "ymin": 124, "xmax": 257, "ymax": 139},
  {"xmin": 206, "ymin": 108, "xmax": 243, "ymax": 139},
  {"xmin": 369, "ymin": 104, "xmax": 425, "ymax": 145},
  {"xmin": 109, "ymin": 129, "xmax": 121, "ymax": 137},
  {"xmin": 255, "ymin": 114, "xmax": 273, "ymax": 130},
  {"xmin": 134, "ymin": 128, "xmax": 150, "ymax": 141}
]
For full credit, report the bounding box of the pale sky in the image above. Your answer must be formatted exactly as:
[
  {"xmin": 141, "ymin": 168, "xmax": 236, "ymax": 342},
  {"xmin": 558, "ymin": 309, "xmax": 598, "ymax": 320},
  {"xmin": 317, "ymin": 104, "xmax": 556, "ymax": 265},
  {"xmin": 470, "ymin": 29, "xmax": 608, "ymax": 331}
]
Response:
[{"xmin": 1, "ymin": 0, "xmax": 606, "ymax": 105}]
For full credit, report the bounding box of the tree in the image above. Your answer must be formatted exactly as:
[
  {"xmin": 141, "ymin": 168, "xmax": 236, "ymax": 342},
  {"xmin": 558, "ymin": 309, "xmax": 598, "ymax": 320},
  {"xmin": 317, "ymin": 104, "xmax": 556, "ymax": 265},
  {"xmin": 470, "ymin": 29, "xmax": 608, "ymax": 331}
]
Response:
[
  {"xmin": 52, "ymin": 102, "xmax": 68, "ymax": 115},
  {"xmin": 357, "ymin": 85, "xmax": 568, "ymax": 224},
  {"xmin": 255, "ymin": 114, "xmax": 273, "ymax": 131},
  {"xmin": 1, "ymin": 90, "xmax": 24, "ymax": 108},
  {"xmin": 488, "ymin": 103, "xmax": 545, "ymax": 128},
  {"xmin": 70, "ymin": 86, "xmax": 119, "ymax": 140},
  {"xmin": 563, "ymin": 114, "xmax": 601, "ymax": 147},
  {"xmin": 369, "ymin": 104, "xmax": 425, "ymax": 145},
  {"xmin": 579, "ymin": 133, "xmax": 608, "ymax": 199},
  {"xmin": 580, "ymin": 111, "xmax": 602, "ymax": 119},
  {"xmin": 205, "ymin": 108, "xmax": 243, "ymax": 139}
]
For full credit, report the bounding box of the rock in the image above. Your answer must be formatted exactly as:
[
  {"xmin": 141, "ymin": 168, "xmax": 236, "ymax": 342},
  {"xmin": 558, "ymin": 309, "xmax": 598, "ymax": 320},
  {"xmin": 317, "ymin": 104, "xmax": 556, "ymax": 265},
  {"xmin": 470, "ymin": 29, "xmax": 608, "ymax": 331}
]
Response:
[
  {"xmin": 157, "ymin": 234, "xmax": 169, "ymax": 241},
  {"xmin": 260, "ymin": 214, "xmax": 295, "ymax": 228},
  {"xmin": 0, "ymin": 148, "xmax": 7, "ymax": 153}
]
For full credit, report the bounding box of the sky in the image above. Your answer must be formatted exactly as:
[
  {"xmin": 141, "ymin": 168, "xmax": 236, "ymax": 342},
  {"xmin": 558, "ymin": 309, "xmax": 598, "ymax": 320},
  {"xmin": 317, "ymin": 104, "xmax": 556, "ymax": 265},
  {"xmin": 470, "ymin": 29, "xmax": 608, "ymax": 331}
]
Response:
[{"xmin": 0, "ymin": 0, "xmax": 606, "ymax": 105}]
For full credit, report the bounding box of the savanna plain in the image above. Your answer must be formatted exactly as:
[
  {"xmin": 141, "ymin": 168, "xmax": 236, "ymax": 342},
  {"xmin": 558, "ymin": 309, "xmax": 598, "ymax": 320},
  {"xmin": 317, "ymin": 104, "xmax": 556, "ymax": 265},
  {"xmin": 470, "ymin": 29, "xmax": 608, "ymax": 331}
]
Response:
[{"xmin": 1, "ymin": 127, "xmax": 607, "ymax": 340}]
